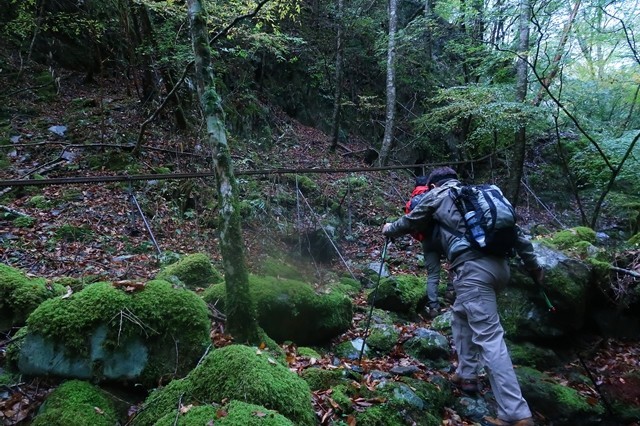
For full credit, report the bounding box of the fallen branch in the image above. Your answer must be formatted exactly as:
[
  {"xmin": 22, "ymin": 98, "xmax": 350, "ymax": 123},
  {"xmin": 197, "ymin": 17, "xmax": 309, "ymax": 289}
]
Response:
[{"xmin": 611, "ymin": 266, "xmax": 640, "ymax": 279}]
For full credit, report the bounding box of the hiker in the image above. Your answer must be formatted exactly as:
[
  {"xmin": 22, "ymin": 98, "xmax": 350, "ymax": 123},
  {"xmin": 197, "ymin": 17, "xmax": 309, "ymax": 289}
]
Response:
[
  {"xmin": 382, "ymin": 166, "xmax": 544, "ymax": 426},
  {"xmin": 405, "ymin": 176, "xmax": 445, "ymax": 319}
]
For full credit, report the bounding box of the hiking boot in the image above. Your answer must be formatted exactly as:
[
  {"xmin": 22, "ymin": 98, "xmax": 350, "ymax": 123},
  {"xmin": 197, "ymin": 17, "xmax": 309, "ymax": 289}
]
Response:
[
  {"xmin": 481, "ymin": 416, "xmax": 535, "ymax": 426},
  {"xmin": 451, "ymin": 373, "xmax": 479, "ymax": 393}
]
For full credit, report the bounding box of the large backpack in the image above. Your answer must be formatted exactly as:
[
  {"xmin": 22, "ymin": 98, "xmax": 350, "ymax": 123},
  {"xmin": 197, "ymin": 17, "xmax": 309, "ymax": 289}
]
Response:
[
  {"xmin": 446, "ymin": 183, "xmax": 518, "ymax": 256},
  {"xmin": 405, "ymin": 185, "xmax": 430, "ymax": 241}
]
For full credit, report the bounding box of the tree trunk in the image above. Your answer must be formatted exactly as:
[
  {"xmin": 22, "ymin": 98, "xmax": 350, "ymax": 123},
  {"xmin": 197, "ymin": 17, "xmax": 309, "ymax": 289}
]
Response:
[
  {"xmin": 186, "ymin": 0, "xmax": 258, "ymax": 343},
  {"xmin": 507, "ymin": 0, "xmax": 531, "ymax": 205},
  {"xmin": 532, "ymin": 0, "xmax": 581, "ymax": 106},
  {"xmin": 378, "ymin": 0, "xmax": 398, "ymax": 166},
  {"xmin": 330, "ymin": 0, "xmax": 344, "ymax": 151}
]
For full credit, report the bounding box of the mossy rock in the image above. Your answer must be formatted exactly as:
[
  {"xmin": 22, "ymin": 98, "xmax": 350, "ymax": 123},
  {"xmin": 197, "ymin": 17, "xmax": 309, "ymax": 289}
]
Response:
[
  {"xmin": 202, "ymin": 274, "xmax": 352, "ymax": 345},
  {"xmin": 155, "ymin": 253, "xmax": 223, "ymax": 289},
  {"xmin": 369, "ymin": 275, "xmax": 425, "ymax": 315},
  {"xmin": 0, "ymin": 263, "xmax": 65, "ymax": 331},
  {"xmin": 155, "ymin": 401, "xmax": 295, "ymax": 426},
  {"xmin": 516, "ymin": 366, "xmax": 605, "ymax": 424},
  {"xmin": 367, "ymin": 324, "xmax": 400, "ymax": 354},
  {"xmin": 507, "ymin": 341, "xmax": 561, "ymax": 370},
  {"xmin": 132, "ymin": 345, "xmax": 311, "ymax": 426},
  {"xmin": 403, "ymin": 328, "xmax": 450, "ymax": 363},
  {"xmin": 31, "ymin": 380, "xmax": 117, "ymax": 426},
  {"xmin": 300, "ymin": 367, "xmax": 346, "ymax": 391},
  {"xmin": 542, "ymin": 226, "xmax": 597, "ymax": 250},
  {"xmin": 20, "ymin": 280, "xmax": 210, "ymax": 385},
  {"xmin": 131, "ymin": 377, "xmax": 194, "ymax": 426}
]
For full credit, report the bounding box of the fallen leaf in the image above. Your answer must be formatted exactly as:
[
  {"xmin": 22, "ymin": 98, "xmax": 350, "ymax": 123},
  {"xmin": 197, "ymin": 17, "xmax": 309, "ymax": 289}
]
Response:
[
  {"xmin": 179, "ymin": 404, "xmax": 193, "ymax": 414},
  {"xmin": 253, "ymin": 411, "xmax": 267, "ymax": 417},
  {"xmin": 94, "ymin": 406, "xmax": 104, "ymax": 415}
]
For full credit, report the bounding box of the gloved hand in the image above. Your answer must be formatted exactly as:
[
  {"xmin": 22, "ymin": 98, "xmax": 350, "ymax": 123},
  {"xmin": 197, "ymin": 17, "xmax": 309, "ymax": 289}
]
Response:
[
  {"xmin": 382, "ymin": 223, "xmax": 393, "ymax": 235},
  {"xmin": 529, "ymin": 266, "xmax": 544, "ymax": 287}
]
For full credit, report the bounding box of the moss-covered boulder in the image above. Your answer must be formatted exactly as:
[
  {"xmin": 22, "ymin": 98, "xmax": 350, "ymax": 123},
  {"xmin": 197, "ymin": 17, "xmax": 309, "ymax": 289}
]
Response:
[
  {"xmin": 403, "ymin": 328, "xmax": 450, "ymax": 363},
  {"xmin": 502, "ymin": 242, "xmax": 595, "ymax": 340},
  {"xmin": 326, "ymin": 375, "xmax": 451, "ymax": 426},
  {"xmin": 155, "ymin": 401, "xmax": 295, "ymax": 426},
  {"xmin": 202, "ymin": 274, "xmax": 352, "ymax": 345},
  {"xmin": 155, "ymin": 253, "xmax": 223, "ymax": 289},
  {"xmin": 132, "ymin": 344, "xmax": 315, "ymax": 426},
  {"xmin": 369, "ymin": 275, "xmax": 425, "ymax": 315},
  {"xmin": 516, "ymin": 366, "xmax": 605, "ymax": 424},
  {"xmin": 18, "ymin": 280, "xmax": 210, "ymax": 385},
  {"xmin": 367, "ymin": 324, "xmax": 400, "ymax": 355},
  {"xmin": 301, "ymin": 367, "xmax": 346, "ymax": 391},
  {"xmin": 0, "ymin": 263, "xmax": 65, "ymax": 331},
  {"xmin": 507, "ymin": 341, "xmax": 561, "ymax": 370},
  {"xmin": 31, "ymin": 380, "xmax": 117, "ymax": 426}
]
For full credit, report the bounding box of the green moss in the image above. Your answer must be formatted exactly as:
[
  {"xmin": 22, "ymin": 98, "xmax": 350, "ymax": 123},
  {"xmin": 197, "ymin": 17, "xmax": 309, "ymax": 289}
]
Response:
[
  {"xmin": 27, "ymin": 195, "xmax": 50, "ymax": 208},
  {"xmin": 369, "ymin": 275, "xmax": 424, "ymax": 314},
  {"xmin": 355, "ymin": 406, "xmax": 405, "ymax": 426},
  {"xmin": 330, "ymin": 384, "xmax": 353, "ymax": 412},
  {"xmin": 54, "ymin": 224, "xmax": 93, "ymax": 242},
  {"xmin": 545, "ymin": 268, "xmax": 585, "ymax": 306},
  {"xmin": 0, "ymin": 263, "xmax": 65, "ymax": 329},
  {"xmin": 189, "ymin": 344, "xmax": 315, "ymax": 426},
  {"xmin": 497, "ymin": 287, "xmax": 532, "ymax": 336},
  {"xmin": 335, "ymin": 276, "xmax": 362, "ymax": 296},
  {"xmin": 0, "ymin": 371, "xmax": 18, "ymax": 386},
  {"xmin": 156, "ymin": 401, "xmax": 294, "ymax": 426},
  {"xmin": 25, "ymin": 280, "xmax": 210, "ymax": 382},
  {"xmin": 31, "ymin": 380, "xmax": 117, "ymax": 426},
  {"xmin": 155, "ymin": 253, "xmax": 223, "ymax": 289},
  {"xmin": 297, "ymin": 347, "xmax": 322, "ymax": 359},
  {"xmin": 628, "ymin": 232, "xmax": 640, "ymax": 246},
  {"xmin": 543, "ymin": 227, "xmax": 596, "ymax": 250},
  {"xmin": 131, "ymin": 378, "xmax": 194, "ymax": 426},
  {"xmin": 259, "ymin": 256, "xmax": 307, "ymax": 281},
  {"xmin": 12, "ymin": 215, "xmax": 36, "ymax": 227},
  {"xmin": 507, "ymin": 341, "xmax": 560, "ymax": 369},
  {"xmin": 516, "ymin": 367, "xmax": 605, "ymax": 421},
  {"xmin": 367, "ymin": 325, "xmax": 400, "ymax": 354},
  {"xmin": 300, "ymin": 367, "xmax": 344, "ymax": 391},
  {"xmin": 203, "ymin": 275, "xmax": 352, "ymax": 345},
  {"xmin": 4, "ymin": 327, "xmax": 28, "ymax": 368}
]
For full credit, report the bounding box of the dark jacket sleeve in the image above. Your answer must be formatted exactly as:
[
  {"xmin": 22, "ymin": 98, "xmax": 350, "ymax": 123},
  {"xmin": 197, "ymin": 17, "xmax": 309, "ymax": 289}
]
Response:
[{"xmin": 383, "ymin": 189, "xmax": 441, "ymax": 238}]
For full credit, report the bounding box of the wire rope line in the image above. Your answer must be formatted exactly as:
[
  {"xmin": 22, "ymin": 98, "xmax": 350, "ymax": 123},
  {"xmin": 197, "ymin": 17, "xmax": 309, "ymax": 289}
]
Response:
[
  {"xmin": 128, "ymin": 187, "xmax": 163, "ymax": 258},
  {"xmin": 0, "ymin": 150, "xmax": 505, "ymax": 188},
  {"xmin": 520, "ymin": 179, "xmax": 566, "ymax": 228},
  {"xmin": 296, "ymin": 188, "xmax": 359, "ymax": 283}
]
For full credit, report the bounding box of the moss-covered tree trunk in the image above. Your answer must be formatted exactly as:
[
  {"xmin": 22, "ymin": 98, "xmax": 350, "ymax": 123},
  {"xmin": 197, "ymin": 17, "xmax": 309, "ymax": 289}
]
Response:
[{"xmin": 186, "ymin": 0, "xmax": 258, "ymax": 343}]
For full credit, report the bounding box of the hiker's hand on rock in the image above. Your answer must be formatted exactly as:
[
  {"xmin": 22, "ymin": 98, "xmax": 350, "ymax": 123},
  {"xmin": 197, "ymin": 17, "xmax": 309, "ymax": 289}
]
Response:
[
  {"xmin": 382, "ymin": 223, "xmax": 392, "ymax": 235},
  {"xmin": 529, "ymin": 266, "xmax": 544, "ymax": 286}
]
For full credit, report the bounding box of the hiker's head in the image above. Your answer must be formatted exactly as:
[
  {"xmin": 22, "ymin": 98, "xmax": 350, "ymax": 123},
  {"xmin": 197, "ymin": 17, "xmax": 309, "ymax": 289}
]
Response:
[
  {"xmin": 426, "ymin": 167, "xmax": 458, "ymax": 187},
  {"xmin": 414, "ymin": 176, "xmax": 428, "ymax": 187}
]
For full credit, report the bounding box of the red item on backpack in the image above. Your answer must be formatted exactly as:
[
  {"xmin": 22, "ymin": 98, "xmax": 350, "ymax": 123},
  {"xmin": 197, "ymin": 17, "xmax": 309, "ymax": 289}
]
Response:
[{"xmin": 405, "ymin": 185, "xmax": 430, "ymax": 241}]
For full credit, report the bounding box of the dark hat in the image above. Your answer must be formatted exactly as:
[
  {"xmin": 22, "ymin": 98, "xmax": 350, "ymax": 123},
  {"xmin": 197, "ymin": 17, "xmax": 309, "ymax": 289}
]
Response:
[
  {"xmin": 415, "ymin": 176, "xmax": 429, "ymax": 187},
  {"xmin": 426, "ymin": 167, "xmax": 458, "ymax": 186}
]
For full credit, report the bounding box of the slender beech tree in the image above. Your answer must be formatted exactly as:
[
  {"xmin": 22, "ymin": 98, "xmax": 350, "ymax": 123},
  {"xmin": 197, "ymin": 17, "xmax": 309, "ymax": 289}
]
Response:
[
  {"xmin": 330, "ymin": 0, "xmax": 344, "ymax": 151},
  {"xmin": 507, "ymin": 0, "xmax": 531, "ymax": 205},
  {"xmin": 186, "ymin": 0, "xmax": 258, "ymax": 343},
  {"xmin": 378, "ymin": 0, "xmax": 398, "ymax": 166},
  {"xmin": 532, "ymin": 0, "xmax": 581, "ymax": 106}
]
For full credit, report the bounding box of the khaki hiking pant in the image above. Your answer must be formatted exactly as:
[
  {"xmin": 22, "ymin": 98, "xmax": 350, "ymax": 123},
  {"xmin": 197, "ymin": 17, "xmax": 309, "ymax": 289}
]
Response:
[{"xmin": 451, "ymin": 256, "xmax": 532, "ymax": 422}]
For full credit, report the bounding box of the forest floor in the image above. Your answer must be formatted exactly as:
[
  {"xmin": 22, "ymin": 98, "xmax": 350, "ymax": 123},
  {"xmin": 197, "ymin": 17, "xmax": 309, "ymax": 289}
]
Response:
[{"xmin": 1, "ymin": 65, "xmax": 639, "ymax": 425}]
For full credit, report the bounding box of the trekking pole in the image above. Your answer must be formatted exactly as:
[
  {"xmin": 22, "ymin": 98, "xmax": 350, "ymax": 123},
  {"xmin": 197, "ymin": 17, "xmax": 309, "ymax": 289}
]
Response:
[{"xmin": 357, "ymin": 237, "xmax": 390, "ymax": 365}]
